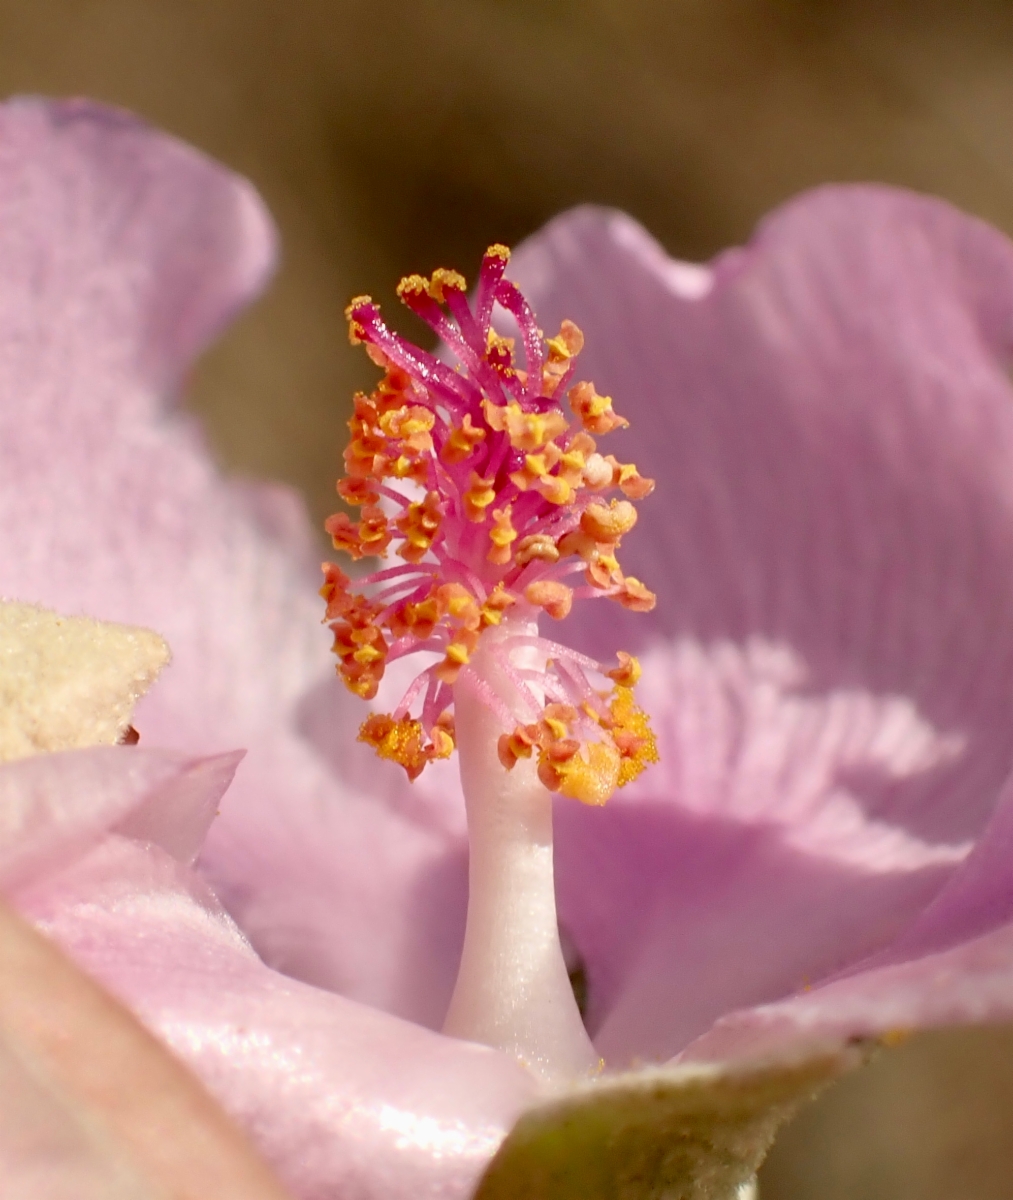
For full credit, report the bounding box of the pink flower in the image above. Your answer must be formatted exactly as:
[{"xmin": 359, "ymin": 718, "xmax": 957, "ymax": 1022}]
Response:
[{"xmin": 4, "ymin": 96, "xmax": 1013, "ymax": 1197}]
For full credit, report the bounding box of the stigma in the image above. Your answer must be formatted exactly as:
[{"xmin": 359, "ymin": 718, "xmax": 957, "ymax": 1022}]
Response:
[{"xmin": 322, "ymin": 245, "xmax": 658, "ymax": 803}]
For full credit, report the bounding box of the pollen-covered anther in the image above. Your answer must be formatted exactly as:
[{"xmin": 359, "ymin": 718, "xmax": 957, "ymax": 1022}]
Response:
[
  {"xmin": 396, "ymin": 492, "xmax": 443, "ymax": 562},
  {"xmin": 324, "ymin": 511, "xmax": 365, "ymax": 559},
  {"xmin": 379, "ymin": 405, "xmax": 435, "ymax": 450},
  {"xmin": 612, "ymin": 460, "xmax": 655, "ymax": 500},
  {"xmin": 525, "ymin": 580, "xmax": 573, "ymax": 621},
  {"xmin": 345, "ymin": 295, "xmax": 372, "ymax": 344},
  {"xmin": 487, "ymin": 506, "xmax": 518, "ymax": 565},
  {"xmin": 538, "ymin": 740, "xmax": 621, "ymax": 806},
  {"xmin": 514, "ymin": 535, "xmax": 560, "ymax": 567},
  {"xmin": 464, "ymin": 472, "xmax": 497, "ymax": 522},
  {"xmin": 442, "ymin": 414, "xmax": 486, "ymax": 464},
  {"xmin": 479, "ymin": 584, "xmax": 517, "ymax": 628},
  {"xmin": 498, "ymin": 724, "xmax": 536, "ymax": 770},
  {"xmin": 483, "ymin": 399, "xmax": 569, "ymax": 452},
  {"xmin": 337, "ymin": 477, "xmax": 380, "ymax": 506},
  {"xmin": 568, "ymin": 380, "xmax": 629, "ymax": 434},
  {"xmin": 607, "ymin": 651, "xmax": 642, "ymax": 687},
  {"xmin": 581, "ymin": 499, "xmax": 638, "ymax": 541},
  {"xmin": 358, "ymin": 713, "xmax": 428, "ymax": 780},
  {"xmin": 486, "ymin": 329, "xmax": 516, "ymax": 376},
  {"xmin": 395, "ymin": 273, "xmax": 430, "ymax": 302},
  {"xmin": 618, "ymin": 577, "xmax": 657, "ymax": 613},
  {"xmin": 609, "ymin": 687, "xmax": 659, "ymax": 785},
  {"xmin": 429, "ymin": 268, "xmax": 467, "ymax": 302},
  {"xmin": 436, "ymin": 628, "xmax": 480, "ymax": 684}
]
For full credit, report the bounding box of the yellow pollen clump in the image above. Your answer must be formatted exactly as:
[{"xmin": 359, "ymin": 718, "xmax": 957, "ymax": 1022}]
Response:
[
  {"xmin": 540, "ymin": 741, "xmax": 621, "ymax": 806},
  {"xmin": 607, "ymin": 687, "xmax": 659, "ymax": 786}
]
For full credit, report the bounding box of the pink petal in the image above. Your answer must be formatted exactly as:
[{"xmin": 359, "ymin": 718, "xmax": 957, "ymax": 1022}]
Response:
[
  {"xmin": 0, "ymin": 98, "xmax": 466, "ymax": 1024},
  {"xmin": 680, "ymin": 919, "xmax": 1013, "ymax": 1067},
  {"xmin": 0, "ymin": 745, "xmax": 239, "ymax": 892},
  {"xmin": 15, "ymin": 836, "xmax": 538, "ymax": 1200},
  {"xmin": 505, "ymin": 193, "xmax": 1013, "ymax": 1060},
  {"xmin": 0, "ymin": 896, "xmax": 292, "ymax": 1199}
]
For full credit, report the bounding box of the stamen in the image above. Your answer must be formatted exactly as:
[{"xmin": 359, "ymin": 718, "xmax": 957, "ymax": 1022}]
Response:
[{"xmin": 324, "ymin": 246, "xmax": 658, "ymax": 799}]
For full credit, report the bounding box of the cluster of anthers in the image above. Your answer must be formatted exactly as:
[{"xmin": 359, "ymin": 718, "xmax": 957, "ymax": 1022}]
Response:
[{"xmin": 321, "ymin": 244, "xmax": 658, "ymax": 805}]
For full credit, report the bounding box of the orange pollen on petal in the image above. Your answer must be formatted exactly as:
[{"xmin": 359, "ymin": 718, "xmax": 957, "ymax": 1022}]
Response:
[{"xmin": 524, "ymin": 580, "xmax": 573, "ymax": 620}]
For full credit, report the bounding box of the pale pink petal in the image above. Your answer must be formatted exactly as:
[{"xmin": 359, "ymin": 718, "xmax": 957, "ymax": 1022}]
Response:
[
  {"xmin": 0, "ymin": 745, "xmax": 239, "ymax": 892},
  {"xmin": 0, "ymin": 98, "xmax": 466, "ymax": 1024},
  {"xmin": 681, "ymin": 919, "xmax": 1013, "ymax": 1067},
  {"xmin": 15, "ymin": 837, "xmax": 538, "ymax": 1200},
  {"xmin": 504, "ymin": 193, "xmax": 1013, "ymax": 1060}
]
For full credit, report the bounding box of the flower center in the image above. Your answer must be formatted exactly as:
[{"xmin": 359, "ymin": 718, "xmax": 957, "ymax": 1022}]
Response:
[{"xmin": 322, "ymin": 243, "xmax": 658, "ymax": 804}]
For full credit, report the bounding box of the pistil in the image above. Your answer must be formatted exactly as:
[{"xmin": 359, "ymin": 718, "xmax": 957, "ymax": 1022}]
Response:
[
  {"xmin": 321, "ymin": 245, "xmax": 659, "ymax": 1083},
  {"xmin": 442, "ymin": 619, "xmax": 599, "ymax": 1083}
]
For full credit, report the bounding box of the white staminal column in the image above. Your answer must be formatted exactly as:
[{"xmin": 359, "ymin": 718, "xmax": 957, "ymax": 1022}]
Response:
[{"xmin": 442, "ymin": 619, "xmax": 599, "ymax": 1085}]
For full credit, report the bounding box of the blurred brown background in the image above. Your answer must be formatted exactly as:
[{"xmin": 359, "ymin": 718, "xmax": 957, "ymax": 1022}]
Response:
[{"xmin": 3, "ymin": 1, "xmax": 1013, "ymax": 1195}]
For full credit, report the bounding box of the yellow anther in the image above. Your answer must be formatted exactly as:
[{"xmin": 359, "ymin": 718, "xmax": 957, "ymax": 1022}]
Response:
[
  {"xmin": 396, "ymin": 274, "xmax": 430, "ymax": 300},
  {"xmin": 442, "ymin": 414, "xmax": 486, "ymax": 464},
  {"xmin": 483, "ymin": 399, "xmax": 569, "ymax": 452},
  {"xmin": 429, "ymin": 268, "xmax": 467, "ymax": 302},
  {"xmin": 344, "ymin": 295, "xmax": 372, "ymax": 345},
  {"xmin": 479, "ymin": 583, "xmax": 517, "ymax": 627},
  {"xmin": 618, "ymin": 577, "xmax": 657, "ymax": 612},
  {"xmin": 536, "ymin": 474, "xmax": 573, "ymax": 506},
  {"xmin": 538, "ymin": 741, "xmax": 620, "ymax": 806},
  {"xmin": 396, "ymin": 491, "xmax": 442, "ymax": 563},
  {"xmin": 524, "ymin": 580, "xmax": 573, "ymax": 620},
  {"xmin": 358, "ymin": 713, "xmax": 428, "ymax": 780},
  {"xmin": 436, "ymin": 583, "xmax": 481, "ymax": 627},
  {"xmin": 463, "ymin": 472, "xmax": 497, "ymax": 521},
  {"xmin": 514, "ymin": 534, "xmax": 559, "ymax": 567},
  {"xmin": 568, "ymin": 381, "xmax": 629, "ymax": 434},
  {"xmin": 486, "ymin": 244, "xmax": 511, "ymax": 262},
  {"xmin": 607, "ymin": 651, "xmax": 642, "ymax": 687},
  {"xmin": 487, "ymin": 506, "xmax": 518, "ymax": 565},
  {"xmin": 608, "ymin": 687, "xmax": 659, "ymax": 786},
  {"xmin": 581, "ymin": 499, "xmax": 638, "ymax": 541}
]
